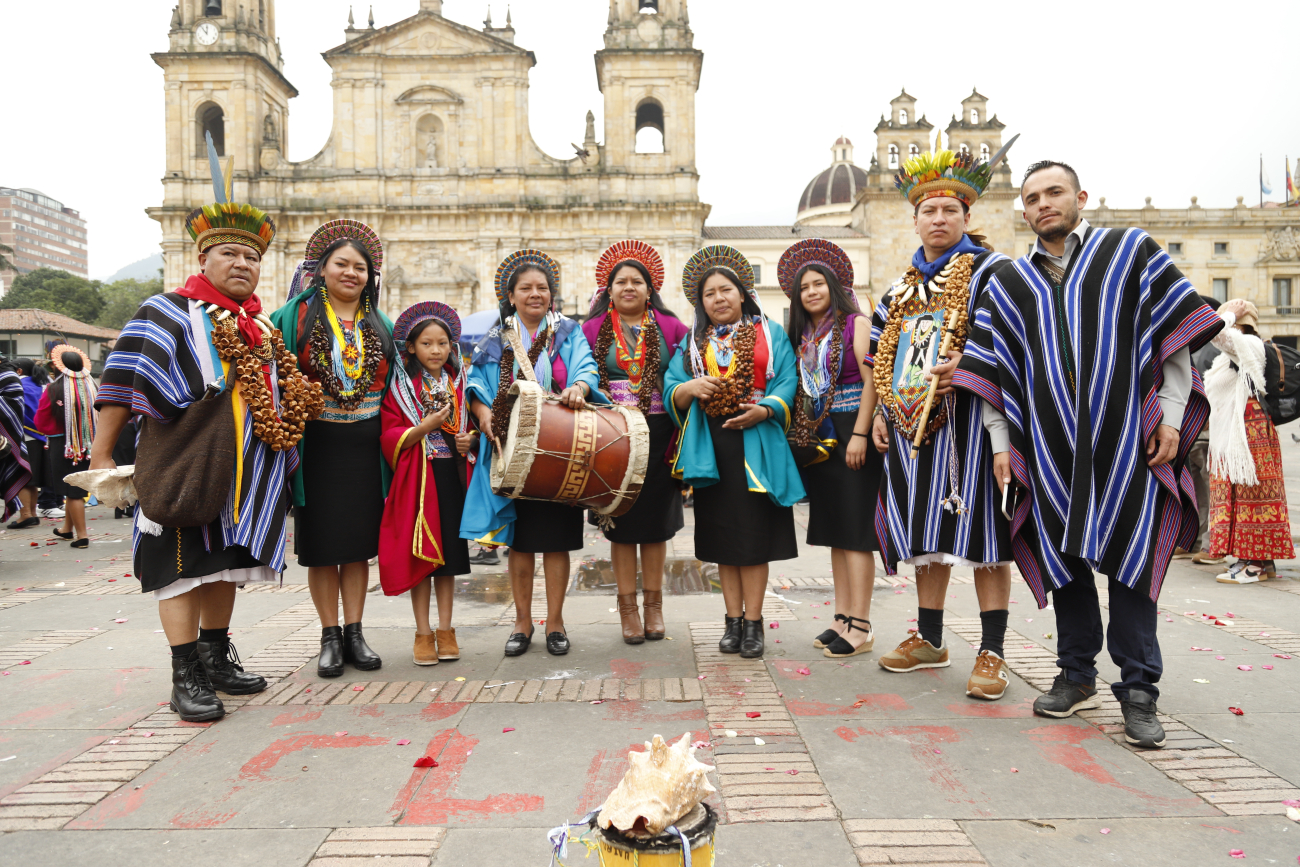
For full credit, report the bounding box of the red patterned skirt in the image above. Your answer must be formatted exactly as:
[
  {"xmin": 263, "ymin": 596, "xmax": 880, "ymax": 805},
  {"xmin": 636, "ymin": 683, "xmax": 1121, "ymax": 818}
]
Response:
[{"xmin": 1207, "ymin": 397, "xmax": 1295, "ymax": 560}]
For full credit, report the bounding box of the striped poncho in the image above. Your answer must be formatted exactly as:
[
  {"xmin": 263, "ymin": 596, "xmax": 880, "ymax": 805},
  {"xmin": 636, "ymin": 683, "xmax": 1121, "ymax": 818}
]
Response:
[
  {"xmin": 954, "ymin": 227, "xmax": 1222, "ymax": 606},
  {"xmin": 0, "ymin": 369, "xmax": 31, "ymax": 521},
  {"xmin": 97, "ymin": 292, "xmax": 299, "ymax": 572}
]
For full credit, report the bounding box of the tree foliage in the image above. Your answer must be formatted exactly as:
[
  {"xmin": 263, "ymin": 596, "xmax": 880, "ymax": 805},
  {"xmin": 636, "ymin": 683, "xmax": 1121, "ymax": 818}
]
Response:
[
  {"xmin": 97, "ymin": 278, "xmax": 164, "ymax": 330},
  {"xmin": 0, "ymin": 267, "xmax": 164, "ymax": 330},
  {"xmin": 0, "ymin": 268, "xmax": 105, "ymax": 324}
]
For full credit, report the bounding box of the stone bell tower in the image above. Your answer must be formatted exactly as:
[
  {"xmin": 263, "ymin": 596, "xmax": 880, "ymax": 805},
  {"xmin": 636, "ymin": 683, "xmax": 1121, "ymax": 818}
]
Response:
[
  {"xmin": 596, "ymin": 0, "xmax": 702, "ymax": 176},
  {"xmin": 150, "ymin": 0, "xmax": 297, "ymax": 288}
]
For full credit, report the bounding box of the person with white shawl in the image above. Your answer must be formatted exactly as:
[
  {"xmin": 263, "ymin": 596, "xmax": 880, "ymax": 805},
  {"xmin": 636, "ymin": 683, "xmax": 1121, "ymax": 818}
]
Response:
[{"xmin": 1203, "ymin": 299, "xmax": 1295, "ymax": 583}]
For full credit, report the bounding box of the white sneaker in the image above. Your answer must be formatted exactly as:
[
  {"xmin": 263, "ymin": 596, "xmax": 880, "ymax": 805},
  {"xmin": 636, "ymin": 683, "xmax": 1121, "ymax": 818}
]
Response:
[
  {"xmin": 1218, "ymin": 562, "xmax": 1270, "ymax": 584},
  {"xmin": 38, "ymin": 507, "xmax": 65, "ymax": 519},
  {"xmin": 1215, "ymin": 561, "xmax": 1244, "ymax": 581}
]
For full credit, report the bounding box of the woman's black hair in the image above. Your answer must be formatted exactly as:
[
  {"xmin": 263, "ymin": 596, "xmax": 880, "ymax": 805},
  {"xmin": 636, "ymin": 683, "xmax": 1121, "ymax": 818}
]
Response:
[
  {"xmin": 1240, "ymin": 323, "xmax": 1259, "ymax": 337},
  {"xmin": 402, "ymin": 318, "xmax": 460, "ymax": 378},
  {"xmin": 13, "ymin": 357, "xmax": 34, "ymax": 377},
  {"xmin": 692, "ymin": 266, "xmax": 761, "ymax": 343},
  {"xmin": 46, "ymin": 352, "xmax": 85, "ymax": 407},
  {"xmin": 784, "ymin": 264, "xmax": 858, "ymax": 348},
  {"xmin": 29, "ymin": 360, "xmax": 50, "ymax": 386},
  {"xmin": 303, "ymin": 238, "xmax": 395, "ymax": 360},
  {"xmin": 499, "ymin": 263, "xmax": 557, "ymax": 322},
  {"xmin": 589, "ymin": 260, "xmax": 677, "ymax": 320}
]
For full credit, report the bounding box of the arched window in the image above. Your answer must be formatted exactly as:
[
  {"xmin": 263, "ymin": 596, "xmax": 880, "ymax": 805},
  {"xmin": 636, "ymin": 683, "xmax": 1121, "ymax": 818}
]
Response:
[
  {"xmin": 840, "ymin": 149, "xmax": 847, "ymax": 160},
  {"xmin": 908, "ymin": 144, "xmax": 920, "ymax": 160},
  {"xmin": 638, "ymin": 0, "xmax": 659, "ymax": 12},
  {"xmin": 979, "ymin": 143, "xmax": 991, "ymax": 161},
  {"xmin": 970, "ymin": 108, "xmax": 979, "ymax": 124},
  {"xmin": 959, "ymin": 143, "xmax": 970, "ymax": 155},
  {"xmin": 197, "ymin": 102, "xmax": 225, "ymax": 157},
  {"xmin": 635, "ymin": 99, "xmax": 665, "ymax": 154},
  {"xmin": 888, "ymin": 144, "xmax": 899, "ymax": 169},
  {"xmin": 204, "ymin": 0, "xmax": 222, "ymax": 15},
  {"xmin": 898, "ymin": 109, "xmax": 908, "ymax": 125}
]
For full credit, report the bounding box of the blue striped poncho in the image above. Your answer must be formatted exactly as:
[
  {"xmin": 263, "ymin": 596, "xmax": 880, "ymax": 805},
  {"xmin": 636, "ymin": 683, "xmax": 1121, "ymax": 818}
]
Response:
[
  {"xmin": 954, "ymin": 227, "xmax": 1222, "ymax": 606},
  {"xmin": 98, "ymin": 292, "xmax": 298, "ymax": 574}
]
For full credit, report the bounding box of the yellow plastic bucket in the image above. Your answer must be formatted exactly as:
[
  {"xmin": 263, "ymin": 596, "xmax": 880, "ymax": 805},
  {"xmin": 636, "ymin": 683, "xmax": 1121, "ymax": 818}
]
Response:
[{"xmin": 583, "ymin": 804, "xmax": 717, "ymax": 867}]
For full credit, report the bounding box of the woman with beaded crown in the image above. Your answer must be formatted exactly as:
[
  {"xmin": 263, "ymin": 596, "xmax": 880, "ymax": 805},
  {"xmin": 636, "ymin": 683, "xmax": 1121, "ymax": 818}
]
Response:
[
  {"xmin": 780, "ymin": 239, "xmax": 883, "ymax": 659},
  {"xmin": 379, "ymin": 301, "xmax": 477, "ymax": 665},
  {"xmin": 664, "ymin": 245, "xmax": 804, "ymax": 659},
  {"xmin": 34, "ymin": 346, "xmax": 97, "ymax": 548},
  {"xmin": 91, "ymin": 154, "xmax": 324, "ymax": 722},
  {"xmin": 270, "ymin": 220, "xmax": 397, "ymax": 678},
  {"xmin": 867, "ymin": 132, "xmax": 1015, "ymax": 701},
  {"xmin": 460, "ymin": 250, "xmax": 603, "ymax": 658},
  {"xmin": 581, "ymin": 241, "xmax": 690, "ymax": 644}
]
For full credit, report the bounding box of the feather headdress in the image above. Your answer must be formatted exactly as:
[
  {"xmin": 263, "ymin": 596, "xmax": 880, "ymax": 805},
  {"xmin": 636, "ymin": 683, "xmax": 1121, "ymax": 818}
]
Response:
[
  {"xmin": 895, "ymin": 131, "xmax": 1019, "ymax": 208},
  {"xmin": 184, "ymin": 131, "xmax": 277, "ymax": 255}
]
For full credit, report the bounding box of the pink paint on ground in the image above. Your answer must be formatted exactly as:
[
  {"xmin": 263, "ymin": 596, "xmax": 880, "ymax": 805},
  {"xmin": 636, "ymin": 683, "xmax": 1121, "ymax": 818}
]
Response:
[
  {"xmin": 419, "ymin": 702, "xmax": 469, "ymax": 722},
  {"xmin": 238, "ymin": 733, "xmax": 390, "ymax": 782},
  {"xmin": 788, "ymin": 694, "xmax": 912, "ymax": 716},
  {"xmin": 392, "ymin": 729, "xmax": 544, "ymax": 825},
  {"xmin": 270, "ymin": 709, "xmax": 324, "ymax": 728},
  {"xmin": 945, "ymin": 697, "xmax": 1036, "ymax": 719}
]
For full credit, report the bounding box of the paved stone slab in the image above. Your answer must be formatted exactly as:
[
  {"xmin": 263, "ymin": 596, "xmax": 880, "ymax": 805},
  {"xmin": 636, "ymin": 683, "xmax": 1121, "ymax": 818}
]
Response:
[{"xmin": 0, "ymin": 828, "xmax": 328, "ymax": 867}]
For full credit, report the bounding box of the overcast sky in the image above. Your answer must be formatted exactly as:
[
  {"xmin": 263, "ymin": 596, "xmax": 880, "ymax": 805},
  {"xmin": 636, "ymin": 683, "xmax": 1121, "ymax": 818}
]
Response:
[{"xmin": 4, "ymin": 0, "xmax": 1298, "ymax": 279}]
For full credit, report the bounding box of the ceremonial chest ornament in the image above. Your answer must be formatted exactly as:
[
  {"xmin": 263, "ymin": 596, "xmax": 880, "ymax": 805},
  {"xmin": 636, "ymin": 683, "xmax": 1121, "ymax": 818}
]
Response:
[{"xmin": 873, "ymin": 253, "xmax": 974, "ymax": 442}]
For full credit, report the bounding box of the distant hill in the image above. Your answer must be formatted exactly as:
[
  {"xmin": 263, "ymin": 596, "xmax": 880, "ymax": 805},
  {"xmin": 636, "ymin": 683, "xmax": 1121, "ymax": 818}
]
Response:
[{"xmin": 101, "ymin": 254, "xmax": 163, "ymax": 284}]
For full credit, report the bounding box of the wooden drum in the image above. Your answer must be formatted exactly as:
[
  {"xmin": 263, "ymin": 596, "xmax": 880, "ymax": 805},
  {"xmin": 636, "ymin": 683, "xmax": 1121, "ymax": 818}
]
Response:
[{"xmin": 491, "ymin": 380, "xmax": 649, "ymax": 517}]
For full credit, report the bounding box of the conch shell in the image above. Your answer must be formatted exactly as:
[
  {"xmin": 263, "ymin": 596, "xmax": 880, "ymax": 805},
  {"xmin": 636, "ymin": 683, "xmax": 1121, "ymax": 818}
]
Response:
[{"xmin": 598, "ymin": 732, "xmax": 716, "ymax": 837}]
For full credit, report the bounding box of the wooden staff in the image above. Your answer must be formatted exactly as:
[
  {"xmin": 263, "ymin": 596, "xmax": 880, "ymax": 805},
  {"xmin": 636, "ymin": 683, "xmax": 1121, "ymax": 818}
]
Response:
[{"xmin": 910, "ymin": 305, "xmax": 960, "ymax": 459}]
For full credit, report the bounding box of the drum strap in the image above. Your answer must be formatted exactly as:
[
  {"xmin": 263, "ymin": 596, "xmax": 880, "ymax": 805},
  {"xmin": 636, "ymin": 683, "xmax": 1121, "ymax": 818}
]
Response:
[{"xmin": 505, "ymin": 326, "xmax": 540, "ymax": 384}]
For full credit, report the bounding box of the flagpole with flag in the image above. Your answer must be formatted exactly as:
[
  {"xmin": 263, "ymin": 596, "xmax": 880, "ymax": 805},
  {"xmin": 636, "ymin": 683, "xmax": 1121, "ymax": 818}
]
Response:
[
  {"xmin": 1261, "ymin": 154, "xmax": 1273, "ymax": 206},
  {"xmin": 1288, "ymin": 156, "xmax": 1296, "ymax": 205}
]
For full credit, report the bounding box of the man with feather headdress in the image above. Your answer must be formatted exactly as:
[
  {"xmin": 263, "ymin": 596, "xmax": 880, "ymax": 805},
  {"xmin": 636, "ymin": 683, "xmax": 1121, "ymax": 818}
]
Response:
[
  {"xmin": 867, "ymin": 134, "xmax": 1018, "ymax": 703},
  {"xmin": 954, "ymin": 161, "xmax": 1222, "ymax": 749}
]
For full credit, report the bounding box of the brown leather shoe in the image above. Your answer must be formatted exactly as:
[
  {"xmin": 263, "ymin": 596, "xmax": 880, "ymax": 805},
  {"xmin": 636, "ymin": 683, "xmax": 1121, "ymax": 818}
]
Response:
[
  {"xmin": 435, "ymin": 628, "xmax": 459, "ymax": 660},
  {"xmin": 618, "ymin": 593, "xmax": 645, "ymax": 644},
  {"xmin": 642, "ymin": 590, "xmax": 665, "ymax": 640},
  {"xmin": 413, "ymin": 632, "xmax": 439, "ymax": 666}
]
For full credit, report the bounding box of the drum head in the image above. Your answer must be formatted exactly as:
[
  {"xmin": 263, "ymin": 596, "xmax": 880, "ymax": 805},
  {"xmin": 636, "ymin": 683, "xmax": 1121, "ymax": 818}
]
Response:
[{"xmin": 490, "ymin": 378, "xmax": 543, "ymax": 497}]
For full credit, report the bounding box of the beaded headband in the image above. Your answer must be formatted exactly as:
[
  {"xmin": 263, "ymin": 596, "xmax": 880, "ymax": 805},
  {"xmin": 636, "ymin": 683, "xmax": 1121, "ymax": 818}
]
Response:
[
  {"xmin": 778, "ymin": 239, "xmax": 854, "ymax": 299},
  {"xmin": 49, "ymin": 344, "xmax": 92, "ymax": 379},
  {"xmin": 681, "ymin": 245, "xmax": 755, "ymax": 308},
  {"xmin": 304, "ymin": 220, "xmax": 384, "ymax": 272},
  {"xmin": 593, "ymin": 240, "xmax": 665, "ymax": 312},
  {"xmin": 394, "ymin": 300, "xmax": 462, "ymax": 346},
  {"xmin": 495, "ymin": 249, "xmax": 561, "ymax": 306}
]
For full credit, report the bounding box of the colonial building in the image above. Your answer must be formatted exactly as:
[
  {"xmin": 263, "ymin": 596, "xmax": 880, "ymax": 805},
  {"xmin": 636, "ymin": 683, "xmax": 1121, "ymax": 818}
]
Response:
[
  {"xmin": 148, "ymin": 2, "xmax": 1299, "ymax": 343},
  {"xmin": 149, "ymin": 0, "xmax": 709, "ymax": 315}
]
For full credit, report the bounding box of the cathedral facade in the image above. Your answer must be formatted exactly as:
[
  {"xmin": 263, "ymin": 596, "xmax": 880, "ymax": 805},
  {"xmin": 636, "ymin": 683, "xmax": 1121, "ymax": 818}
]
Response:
[{"xmin": 151, "ymin": 0, "xmax": 1299, "ymax": 343}]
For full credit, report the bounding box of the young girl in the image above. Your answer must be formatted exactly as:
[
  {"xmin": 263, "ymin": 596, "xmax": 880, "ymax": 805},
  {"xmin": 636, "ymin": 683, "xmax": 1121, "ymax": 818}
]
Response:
[{"xmin": 379, "ymin": 302, "xmax": 477, "ymax": 665}]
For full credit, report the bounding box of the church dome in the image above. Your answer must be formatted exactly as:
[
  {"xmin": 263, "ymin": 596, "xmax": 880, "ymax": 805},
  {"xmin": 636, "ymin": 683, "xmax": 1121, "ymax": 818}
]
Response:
[{"xmin": 797, "ymin": 138, "xmax": 867, "ymax": 223}]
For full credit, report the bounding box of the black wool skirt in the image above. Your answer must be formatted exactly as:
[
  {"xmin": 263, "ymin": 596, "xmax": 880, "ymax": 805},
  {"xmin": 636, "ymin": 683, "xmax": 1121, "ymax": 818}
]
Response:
[
  {"xmin": 602, "ymin": 413, "xmax": 685, "ymax": 545},
  {"xmin": 135, "ymin": 520, "xmax": 264, "ymax": 594},
  {"xmin": 802, "ymin": 411, "xmax": 884, "ymax": 552},
  {"xmin": 25, "ymin": 439, "xmax": 45, "ymax": 488},
  {"xmin": 430, "ymin": 457, "xmax": 471, "ymax": 577},
  {"xmin": 295, "ymin": 417, "xmax": 384, "ymax": 567},
  {"xmin": 693, "ymin": 414, "xmax": 798, "ymax": 567},
  {"xmin": 512, "ymin": 498, "xmax": 584, "ymax": 553},
  {"xmin": 45, "ymin": 435, "xmax": 89, "ymax": 499}
]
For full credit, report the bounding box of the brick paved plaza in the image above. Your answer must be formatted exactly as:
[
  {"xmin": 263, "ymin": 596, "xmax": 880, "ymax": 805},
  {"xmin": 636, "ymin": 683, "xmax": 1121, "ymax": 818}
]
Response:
[{"xmin": 4, "ymin": 442, "xmax": 1300, "ymax": 866}]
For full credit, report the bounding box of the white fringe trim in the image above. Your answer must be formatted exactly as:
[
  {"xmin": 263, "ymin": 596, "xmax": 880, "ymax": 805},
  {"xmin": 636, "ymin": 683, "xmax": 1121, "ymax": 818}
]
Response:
[
  {"xmin": 905, "ymin": 552, "xmax": 1012, "ymax": 570},
  {"xmin": 135, "ymin": 509, "xmax": 164, "ymax": 537}
]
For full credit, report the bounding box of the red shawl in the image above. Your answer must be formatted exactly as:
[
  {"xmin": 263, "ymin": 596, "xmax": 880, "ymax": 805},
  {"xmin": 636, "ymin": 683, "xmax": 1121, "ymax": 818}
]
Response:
[{"xmin": 378, "ymin": 375, "xmax": 471, "ymax": 596}]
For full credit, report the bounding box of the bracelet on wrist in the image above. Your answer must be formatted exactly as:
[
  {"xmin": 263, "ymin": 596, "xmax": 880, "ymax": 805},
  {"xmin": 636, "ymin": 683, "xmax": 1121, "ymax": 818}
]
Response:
[{"xmin": 852, "ymin": 432, "xmax": 869, "ymax": 438}]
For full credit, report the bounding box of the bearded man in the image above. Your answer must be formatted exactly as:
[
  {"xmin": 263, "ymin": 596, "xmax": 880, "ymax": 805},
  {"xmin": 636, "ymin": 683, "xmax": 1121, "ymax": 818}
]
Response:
[{"xmin": 954, "ymin": 161, "xmax": 1221, "ymax": 748}]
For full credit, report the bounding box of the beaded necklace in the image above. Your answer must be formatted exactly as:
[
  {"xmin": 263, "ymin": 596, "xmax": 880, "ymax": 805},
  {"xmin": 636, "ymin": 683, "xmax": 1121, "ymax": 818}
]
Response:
[
  {"xmin": 323, "ymin": 288, "xmax": 366, "ymax": 379},
  {"xmin": 613, "ymin": 310, "xmax": 650, "ymax": 392}
]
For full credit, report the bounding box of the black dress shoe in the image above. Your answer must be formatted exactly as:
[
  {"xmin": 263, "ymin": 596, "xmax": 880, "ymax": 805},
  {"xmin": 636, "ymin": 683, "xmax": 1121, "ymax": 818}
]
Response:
[
  {"xmin": 170, "ymin": 649, "xmax": 225, "ymax": 722},
  {"xmin": 719, "ymin": 616, "xmax": 743, "ymax": 654},
  {"xmin": 52, "ymin": 528, "xmax": 73, "ymax": 540},
  {"xmin": 6, "ymin": 516, "xmax": 39, "ymax": 529},
  {"xmin": 70, "ymin": 538, "xmax": 89, "ymax": 549},
  {"xmin": 739, "ymin": 618, "xmax": 765, "ymax": 658},
  {"xmin": 546, "ymin": 631, "xmax": 570, "ymax": 655},
  {"xmin": 342, "ymin": 622, "xmax": 382, "ymax": 671},
  {"xmin": 1033, "ymin": 674, "xmax": 1102, "ymax": 718},
  {"xmin": 504, "ymin": 628, "xmax": 534, "ymax": 657},
  {"xmin": 197, "ymin": 637, "xmax": 267, "ymax": 695},
  {"xmin": 1121, "ymin": 689, "xmax": 1166, "ymax": 749},
  {"xmin": 318, "ymin": 625, "xmax": 344, "ymax": 677}
]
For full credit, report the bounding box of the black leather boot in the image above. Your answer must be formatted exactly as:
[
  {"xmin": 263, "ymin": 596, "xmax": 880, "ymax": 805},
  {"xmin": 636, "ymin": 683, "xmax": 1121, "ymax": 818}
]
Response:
[
  {"xmin": 197, "ymin": 637, "xmax": 267, "ymax": 695},
  {"xmin": 318, "ymin": 625, "xmax": 344, "ymax": 677},
  {"xmin": 719, "ymin": 616, "xmax": 743, "ymax": 654},
  {"xmin": 170, "ymin": 649, "xmax": 225, "ymax": 722},
  {"xmin": 343, "ymin": 622, "xmax": 382, "ymax": 671},
  {"xmin": 739, "ymin": 618, "xmax": 765, "ymax": 658}
]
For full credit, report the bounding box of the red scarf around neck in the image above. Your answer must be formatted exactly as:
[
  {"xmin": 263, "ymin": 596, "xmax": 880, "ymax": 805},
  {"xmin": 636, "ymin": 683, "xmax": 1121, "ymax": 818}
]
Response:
[{"xmin": 176, "ymin": 274, "xmax": 264, "ymax": 348}]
